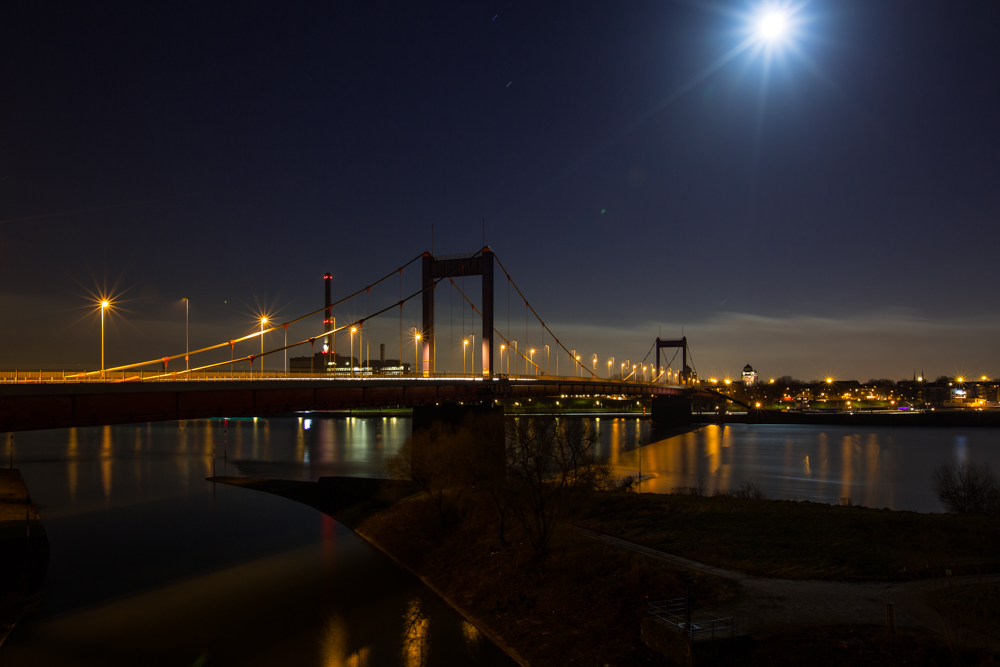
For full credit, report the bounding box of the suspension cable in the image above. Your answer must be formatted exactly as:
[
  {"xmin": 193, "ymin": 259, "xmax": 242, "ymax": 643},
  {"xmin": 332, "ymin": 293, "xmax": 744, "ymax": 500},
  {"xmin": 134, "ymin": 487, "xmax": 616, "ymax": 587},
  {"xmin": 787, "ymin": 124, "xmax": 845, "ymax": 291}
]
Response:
[
  {"xmin": 74, "ymin": 252, "xmax": 426, "ymax": 377},
  {"xmin": 491, "ymin": 252, "xmax": 598, "ymax": 378}
]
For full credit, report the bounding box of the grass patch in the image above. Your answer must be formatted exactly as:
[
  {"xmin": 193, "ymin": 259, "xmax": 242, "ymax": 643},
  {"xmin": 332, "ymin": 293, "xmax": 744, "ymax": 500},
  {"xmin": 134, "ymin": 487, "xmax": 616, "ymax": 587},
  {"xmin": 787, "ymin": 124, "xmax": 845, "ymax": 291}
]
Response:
[
  {"xmin": 358, "ymin": 492, "xmax": 740, "ymax": 667},
  {"xmin": 570, "ymin": 492, "xmax": 1000, "ymax": 581},
  {"xmin": 927, "ymin": 581, "xmax": 1000, "ymax": 641}
]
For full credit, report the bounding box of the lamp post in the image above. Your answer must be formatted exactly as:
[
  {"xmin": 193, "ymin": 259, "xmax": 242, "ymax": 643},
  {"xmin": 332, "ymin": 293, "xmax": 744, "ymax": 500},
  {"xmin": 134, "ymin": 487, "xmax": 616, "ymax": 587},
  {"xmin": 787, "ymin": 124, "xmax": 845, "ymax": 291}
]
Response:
[
  {"xmin": 182, "ymin": 298, "xmax": 189, "ymax": 373},
  {"xmin": 512, "ymin": 341, "xmax": 518, "ymax": 375},
  {"xmin": 413, "ymin": 329, "xmax": 422, "ymax": 377},
  {"xmin": 260, "ymin": 316, "xmax": 268, "ymax": 376},
  {"xmin": 608, "ymin": 357, "xmax": 613, "ymax": 379},
  {"xmin": 351, "ymin": 327, "xmax": 358, "ymax": 378},
  {"xmin": 545, "ymin": 344, "xmax": 550, "ymax": 375},
  {"xmin": 500, "ymin": 344, "xmax": 506, "ymax": 375},
  {"xmin": 100, "ymin": 300, "xmax": 110, "ymax": 379},
  {"xmin": 576, "ymin": 355, "xmax": 581, "ymax": 377},
  {"xmin": 470, "ymin": 334, "xmax": 475, "ymax": 376},
  {"xmin": 593, "ymin": 353, "xmax": 597, "ymax": 376},
  {"xmin": 462, "ymin": 339, "xmax": 468, "ymax": 375},
  {"xmin": 530, "ymin": 349, "xmax": 536, "ymax": 376}
]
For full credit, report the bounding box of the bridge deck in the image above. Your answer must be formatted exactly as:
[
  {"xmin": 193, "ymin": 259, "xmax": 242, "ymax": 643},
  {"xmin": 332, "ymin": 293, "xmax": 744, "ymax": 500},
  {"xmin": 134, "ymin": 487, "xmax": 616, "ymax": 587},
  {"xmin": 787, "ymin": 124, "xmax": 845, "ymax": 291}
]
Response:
[{"xmin": 0, "ymin": 375, "xmax": 694, "ymax": 432}]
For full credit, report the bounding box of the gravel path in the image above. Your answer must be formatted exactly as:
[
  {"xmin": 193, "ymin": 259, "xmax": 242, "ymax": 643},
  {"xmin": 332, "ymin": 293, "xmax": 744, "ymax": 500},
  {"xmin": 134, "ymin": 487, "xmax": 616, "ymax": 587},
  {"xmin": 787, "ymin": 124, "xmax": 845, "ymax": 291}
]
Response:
[{"xmin": 573, "ymin": 526, "xmax": 1000, "ymax": 645}]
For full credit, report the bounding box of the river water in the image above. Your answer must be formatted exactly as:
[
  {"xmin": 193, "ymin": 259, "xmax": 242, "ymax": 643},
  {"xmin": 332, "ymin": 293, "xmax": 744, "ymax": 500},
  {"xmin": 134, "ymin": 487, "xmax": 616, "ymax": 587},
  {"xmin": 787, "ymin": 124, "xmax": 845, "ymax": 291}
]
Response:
[
  {"xmin": 1, "ymin": 417, "xmax": 513, "ymax": 666},
  {"xmin": 2, "ymin": 415, "xmax": 999, "ymax": 663}
]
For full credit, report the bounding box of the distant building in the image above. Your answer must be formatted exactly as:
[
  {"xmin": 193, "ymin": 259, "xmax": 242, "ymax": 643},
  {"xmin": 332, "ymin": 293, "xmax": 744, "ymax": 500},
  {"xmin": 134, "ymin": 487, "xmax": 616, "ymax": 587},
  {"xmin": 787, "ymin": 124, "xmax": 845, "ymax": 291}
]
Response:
[
  {"xmin": 741, "ymin": 364, "xmax": 758, "ymax": 387},
  {"xmin": 289, "ymin": 349, "xmax": 411, "ymax": 376}
]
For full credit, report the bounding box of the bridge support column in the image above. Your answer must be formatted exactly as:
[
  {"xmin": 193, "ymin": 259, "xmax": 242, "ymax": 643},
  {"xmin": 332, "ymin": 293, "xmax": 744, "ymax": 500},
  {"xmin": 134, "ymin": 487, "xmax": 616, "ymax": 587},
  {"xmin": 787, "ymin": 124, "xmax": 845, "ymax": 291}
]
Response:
[
  {"xmin": 410, "ymin": 402, "xmax": 505, "ymax": 483},
  {"xmin": 651, "ymin": 395, "xmax": 692, "ymax": 427}
]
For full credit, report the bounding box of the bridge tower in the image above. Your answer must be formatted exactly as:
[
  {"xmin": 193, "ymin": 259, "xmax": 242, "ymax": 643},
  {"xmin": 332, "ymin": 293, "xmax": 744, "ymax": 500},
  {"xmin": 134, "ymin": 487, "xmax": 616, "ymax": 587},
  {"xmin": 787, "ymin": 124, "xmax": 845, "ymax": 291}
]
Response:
[
  {"xmin": 421, "ymin": 248, "xmax": 494, "ymax": 376},
  {"xmin": 655, "ymin": 336, "xmax": 688, "ymax": 383}
]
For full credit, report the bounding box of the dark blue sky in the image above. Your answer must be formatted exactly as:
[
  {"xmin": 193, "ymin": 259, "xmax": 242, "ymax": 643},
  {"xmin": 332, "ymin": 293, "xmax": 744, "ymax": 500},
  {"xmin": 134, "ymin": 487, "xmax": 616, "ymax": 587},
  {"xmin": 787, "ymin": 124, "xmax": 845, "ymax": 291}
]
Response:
[{"xmin": 2, "ymin": 1, "xmax": 998, "ymax": 380}]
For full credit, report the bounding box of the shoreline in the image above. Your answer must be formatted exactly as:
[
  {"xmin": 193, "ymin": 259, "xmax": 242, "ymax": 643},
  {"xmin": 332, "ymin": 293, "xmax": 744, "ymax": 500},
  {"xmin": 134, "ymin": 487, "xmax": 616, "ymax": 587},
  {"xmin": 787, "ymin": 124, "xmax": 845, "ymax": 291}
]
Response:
[
  {"xmin": 0, "ymin": 469, "xmax": 48, "ymax": 648},
  {"xmin": 207, "ymin": 476, "xmax": 530, "ymax": 666},
  {"xmin": 214, "ymin": 476, "xmax": 1000, "ymax": 665}
]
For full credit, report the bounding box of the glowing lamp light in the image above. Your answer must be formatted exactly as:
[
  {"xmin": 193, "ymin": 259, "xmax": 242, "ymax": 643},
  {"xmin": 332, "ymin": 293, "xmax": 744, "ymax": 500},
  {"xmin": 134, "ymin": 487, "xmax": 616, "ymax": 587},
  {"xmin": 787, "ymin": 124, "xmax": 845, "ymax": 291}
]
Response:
[
  {"xmin": 101, "ymin": 300, "xmax": 110, "ymax": 309},
  {"xmin": 956, "ymin": 377, "xmax": 964, "ymax": 383},
  {"xmin": 826, "ymin": 378, "xmax": 833, "ymax": 384}
]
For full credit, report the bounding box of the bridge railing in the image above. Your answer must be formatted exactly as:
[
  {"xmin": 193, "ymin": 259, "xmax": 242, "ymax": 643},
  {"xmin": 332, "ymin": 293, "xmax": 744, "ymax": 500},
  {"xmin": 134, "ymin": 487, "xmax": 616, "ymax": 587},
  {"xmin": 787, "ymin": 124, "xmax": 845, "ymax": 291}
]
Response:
[{"xmin": 0, "ymin": 369, "xmax": 690, "ymax": 386}]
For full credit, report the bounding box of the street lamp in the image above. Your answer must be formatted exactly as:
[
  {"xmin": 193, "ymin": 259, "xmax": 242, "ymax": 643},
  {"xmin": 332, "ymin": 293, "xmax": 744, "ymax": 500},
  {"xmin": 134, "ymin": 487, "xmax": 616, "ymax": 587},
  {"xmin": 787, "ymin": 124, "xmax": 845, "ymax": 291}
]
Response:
[
  {"xmin": 182, "ymin": 298, "xmax": 189, "ymax": 373},
  {"xmin": 100, "ymin": 299, "xmax": 110, "ymax": 379},
  {"xmin": 608, "ymin": 357, "xmax": 613, "ymax": 379},
  {"xmin": 500, "ymin": 344, "xmax": 506, "ymax": 375},
  {"xmin": 545, "ymin": 344, "xmax": 550, "ymax": 375},
  {"xmin": 592, "ymin": 353, "xmax": 597, "ymax": 375},
  {"xmin": 413, "ymin": 328, "xmax": 422, "ymax": 377},
  {"xmin": 530, "ymin": 349, "xmax": 536, "ymax": 376},
  {"xmin": 351, "ymin": 326, "xmax": 358, "ymax": 378},
  {"xmin": 470, "ymin": 334, "xmax": 475, "ymax": 376},
  {"xmin": 621, "ymin": 362, "xmax": 626, "ymax": 380},
  {"xmin": 463, "ymin": 338, "xmax": 469, "ymax": 375},
  {"xmin": 576, "ymin": 356, "xmax": 581, "ymax": 378},
  {"xmin": 260, "ymin": 316, "xmax": 268, "ymax": 376}
]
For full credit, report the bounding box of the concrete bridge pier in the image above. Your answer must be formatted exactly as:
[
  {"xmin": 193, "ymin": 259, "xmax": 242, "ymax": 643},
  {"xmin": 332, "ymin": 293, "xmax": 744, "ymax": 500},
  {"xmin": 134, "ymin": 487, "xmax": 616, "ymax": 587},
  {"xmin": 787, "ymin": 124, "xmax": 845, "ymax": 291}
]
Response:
[
  {"xmin": 410, "ymin": 403, "xmax": 505, "ymax": 483},
  {"xmin": 651, "ymin": 395, "xmax": 692, "ymax": 427}
]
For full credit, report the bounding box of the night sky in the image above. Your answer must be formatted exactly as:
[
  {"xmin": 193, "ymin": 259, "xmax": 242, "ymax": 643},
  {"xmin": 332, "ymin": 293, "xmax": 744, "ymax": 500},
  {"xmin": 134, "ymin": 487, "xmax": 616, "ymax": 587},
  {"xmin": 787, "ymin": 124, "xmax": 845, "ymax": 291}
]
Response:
[{"xmin": 2, "ymin": 1, "xmax": 998, "ymax": 381}]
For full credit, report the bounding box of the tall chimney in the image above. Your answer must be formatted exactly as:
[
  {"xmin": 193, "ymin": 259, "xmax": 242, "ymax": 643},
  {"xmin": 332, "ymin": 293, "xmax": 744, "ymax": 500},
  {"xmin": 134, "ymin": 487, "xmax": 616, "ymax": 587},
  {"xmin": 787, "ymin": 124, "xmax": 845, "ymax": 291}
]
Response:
[{"xmin": 324, "ymin": 273, "xmax": 332, "ymax": 361}]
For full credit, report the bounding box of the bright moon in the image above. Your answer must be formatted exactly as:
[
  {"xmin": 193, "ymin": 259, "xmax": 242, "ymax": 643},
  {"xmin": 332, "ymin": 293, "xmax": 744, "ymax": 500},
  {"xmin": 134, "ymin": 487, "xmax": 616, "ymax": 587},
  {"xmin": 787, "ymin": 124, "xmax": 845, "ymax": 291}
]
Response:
[{"xmin": 757, "ymin": 10, "xmax": 788, "ymax": 41}]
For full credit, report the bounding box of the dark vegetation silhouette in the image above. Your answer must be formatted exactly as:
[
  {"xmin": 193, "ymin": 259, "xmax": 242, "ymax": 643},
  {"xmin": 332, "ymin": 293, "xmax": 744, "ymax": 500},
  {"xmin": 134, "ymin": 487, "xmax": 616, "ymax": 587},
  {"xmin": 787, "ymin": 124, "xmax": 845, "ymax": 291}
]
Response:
[{"xmin": 933, "ymin": 460, "xmax": 1000, "ymax": 515}]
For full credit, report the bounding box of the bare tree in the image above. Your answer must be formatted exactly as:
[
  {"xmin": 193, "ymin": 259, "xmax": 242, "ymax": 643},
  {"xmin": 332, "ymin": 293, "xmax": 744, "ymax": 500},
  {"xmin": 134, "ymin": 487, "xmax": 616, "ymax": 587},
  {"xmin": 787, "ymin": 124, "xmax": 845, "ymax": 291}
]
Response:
[
  {"xmin": 932, "ymin": 460, "xmax": 1000, "ymax": 514},
  {"xmin": 500, "ymin": 415, "xmax": 609, "ymax": 554},
  {"xmin": 386, "ymin": 421, "xmax": 477, "ymax": 526}
]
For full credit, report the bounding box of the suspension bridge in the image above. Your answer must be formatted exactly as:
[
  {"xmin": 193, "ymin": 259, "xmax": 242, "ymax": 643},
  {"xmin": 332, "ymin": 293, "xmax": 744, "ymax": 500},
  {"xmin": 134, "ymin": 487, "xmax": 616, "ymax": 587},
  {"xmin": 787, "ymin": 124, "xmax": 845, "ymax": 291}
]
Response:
[{"xmin": 0, "ymin": 248, "xmax": 734, "ymax": 432}]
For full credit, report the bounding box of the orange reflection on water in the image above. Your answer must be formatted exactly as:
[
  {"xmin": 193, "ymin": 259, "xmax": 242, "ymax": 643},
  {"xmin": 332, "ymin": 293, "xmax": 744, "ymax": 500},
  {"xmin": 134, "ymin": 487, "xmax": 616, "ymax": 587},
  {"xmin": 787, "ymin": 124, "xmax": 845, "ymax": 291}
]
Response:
[
  {"xmin": 101, "ymin": 425, "xmax": 113, "ymax": 498},
  {"xmin": 322, "ymin": 613, "xmax": 371, "ymax": 666},
  {"xmin": 402, "ymin": 597, "xmax": 430, "ymax": 667},
  {"xmin": 840, "ymin": 434, "xmax": 855, "ymax": 502},
  {"xmin": 67, "ymin": 428, "xmax": 78, "ymax": 500}
]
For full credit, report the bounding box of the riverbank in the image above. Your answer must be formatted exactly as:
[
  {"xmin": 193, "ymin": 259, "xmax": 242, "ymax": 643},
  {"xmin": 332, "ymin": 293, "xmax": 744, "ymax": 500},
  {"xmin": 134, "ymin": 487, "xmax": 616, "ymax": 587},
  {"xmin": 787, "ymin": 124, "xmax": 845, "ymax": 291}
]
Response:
[
  {"xmin": 217, "ymin": 476, "xmax": 999, "ymax": 665},
  {"xmin": 571, "ymin": 492, "xmax": 1000, "ymax": 581},
  {"xmin": 699, "ymin": 409, "xmax": 1000, "ymax": 427},
  {"xmin": 0, "ymin": 470, "xmax": 48, "ymax": 648}
]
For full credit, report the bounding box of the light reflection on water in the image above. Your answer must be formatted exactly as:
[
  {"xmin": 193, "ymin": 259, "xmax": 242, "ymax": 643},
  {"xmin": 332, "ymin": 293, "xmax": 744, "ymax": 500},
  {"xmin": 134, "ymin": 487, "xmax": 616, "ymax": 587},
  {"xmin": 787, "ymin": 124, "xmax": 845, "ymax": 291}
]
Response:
[
  {"xmin": 2, "ymin": 416, "xmax": 512, "ymax": 667},
  {"xmin": 4, "ymin": 415, "xmax": 1000, "ymax": 664},
  {"xmin": 600, "ymin": 420, "xmax": 1000, "ymax": 513}
]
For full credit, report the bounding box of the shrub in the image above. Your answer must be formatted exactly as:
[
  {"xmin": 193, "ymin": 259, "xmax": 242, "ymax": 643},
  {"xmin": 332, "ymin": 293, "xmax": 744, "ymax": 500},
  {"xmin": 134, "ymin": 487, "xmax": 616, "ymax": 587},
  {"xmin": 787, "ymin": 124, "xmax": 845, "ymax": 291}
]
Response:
[
  {"xmin": 932, "ymin": 460, "xmax": 1000, "ymax": 514},
  {"xmin": 731, "ymin": 479, "xmax": 767, "ymax": 501}
]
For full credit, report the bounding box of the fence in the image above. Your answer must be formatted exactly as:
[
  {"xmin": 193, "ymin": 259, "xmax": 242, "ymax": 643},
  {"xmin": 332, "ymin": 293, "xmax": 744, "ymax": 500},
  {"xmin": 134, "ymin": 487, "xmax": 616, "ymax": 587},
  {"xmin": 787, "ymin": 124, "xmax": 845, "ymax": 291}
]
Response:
[{"xmin": 648, "ymin": 598, "xmax": 734, "ymax": 640}]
